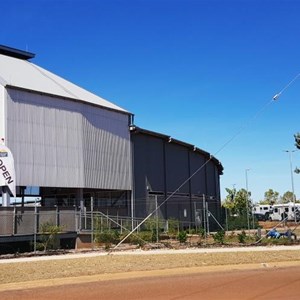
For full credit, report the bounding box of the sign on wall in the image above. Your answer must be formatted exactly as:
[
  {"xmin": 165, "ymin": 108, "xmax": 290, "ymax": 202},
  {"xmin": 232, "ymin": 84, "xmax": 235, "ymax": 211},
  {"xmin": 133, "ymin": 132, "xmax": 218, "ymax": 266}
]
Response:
[{"xmin": 0, "ymin": 144, "xmax": 16, "ymax": 196}]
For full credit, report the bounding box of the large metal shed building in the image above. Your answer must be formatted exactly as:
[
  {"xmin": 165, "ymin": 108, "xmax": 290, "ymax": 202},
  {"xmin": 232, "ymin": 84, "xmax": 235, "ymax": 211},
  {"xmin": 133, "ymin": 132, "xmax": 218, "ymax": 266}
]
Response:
[
  {"xmin": 0, "ymin": 46, "xmax": 223, "ymax": 249},
  {"xmin": 0, "ymin": 45, "xmax": 132, "ymax": 214}
]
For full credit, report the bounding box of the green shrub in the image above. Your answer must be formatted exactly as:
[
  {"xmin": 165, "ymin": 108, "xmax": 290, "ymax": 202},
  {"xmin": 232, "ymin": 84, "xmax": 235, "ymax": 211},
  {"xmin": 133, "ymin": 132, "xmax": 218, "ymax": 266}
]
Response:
[
  {"xmin": 261, "ymin": 237, "xmax": 293, "ymax": 246},
  {"xmin": 213, "ymin": 230, "xmax": 225, "ymax": 244},
  {"xmin": 226, "ymin": 215, "xmax": 259, "ymax": 230},
  {"xmin": 120, "ymin": 231, "xmax": 150, "ymax": 247},
  {"xmin": 95, "ymin": 230, "xmax": 120, "ymax": 244},
  {"xmin": 151, "ymin": 228, "xmax": 160, "ymax": 242},
  {"xmin": 198, "ymin": 228, "xmax": 205, "ymax": 238},
  {"xmin": 177, "ymin": 231, "xmax": 187, "ymax": 243},
  {"xmin": 238, "ymin": 230, "xmax": 247, "ymax": 244},
  {"xmin": 226, "ymin": 215, "xmax": 248, "ymax": 230},
  {"xmin": 38, "ymin": 222, "xmax": 62, "ymax": 252},
  {"xmin": 167, "ymin": 218, "xmax": 180, "ymax": 235}
]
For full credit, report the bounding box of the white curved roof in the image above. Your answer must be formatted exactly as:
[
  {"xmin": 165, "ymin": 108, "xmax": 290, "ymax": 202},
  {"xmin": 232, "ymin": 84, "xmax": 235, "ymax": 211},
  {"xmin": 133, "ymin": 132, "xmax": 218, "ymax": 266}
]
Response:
[{"xmin": 0, "ymin": 54, "xmax": 128, "ymax": 113}]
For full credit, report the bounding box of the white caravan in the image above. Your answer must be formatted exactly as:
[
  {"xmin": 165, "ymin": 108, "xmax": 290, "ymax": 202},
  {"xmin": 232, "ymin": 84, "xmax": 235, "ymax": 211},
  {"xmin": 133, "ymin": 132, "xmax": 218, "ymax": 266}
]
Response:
[
  {"xmin": 268, "ymin": 202, "xmax": 300, "ymax": 221},
  {"xmin": 252, "ymin": 204, "xmax": 273, "ymax": 221}
]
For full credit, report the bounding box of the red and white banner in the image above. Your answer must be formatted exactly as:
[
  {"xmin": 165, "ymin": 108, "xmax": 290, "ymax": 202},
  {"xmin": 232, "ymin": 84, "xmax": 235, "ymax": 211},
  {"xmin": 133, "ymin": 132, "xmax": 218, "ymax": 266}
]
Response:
[{"xmin": 0, "ymin": 145, "xmax": 16, "ymax": 197}]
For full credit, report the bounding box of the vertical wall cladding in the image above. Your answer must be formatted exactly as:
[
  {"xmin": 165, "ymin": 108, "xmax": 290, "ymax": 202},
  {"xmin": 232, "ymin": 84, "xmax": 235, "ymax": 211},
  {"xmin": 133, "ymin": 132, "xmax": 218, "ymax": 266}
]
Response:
[
  {"xmin": 165, "ymin": 143, "xmax": 189, "ymax": 193},
  {"xmin": 189, "ymin": 151, "xmax": 207, "ymax": 195},
  {"xmin": 206, "ymin": 160, "xmax": 221, "ymax": 218},
  {"xmin": 131, "ymin": 133, "xmax": 165, "ymax": 216},
  {"xmin": 6, "ymin": 88, "xmax": 131, "ymax": 190},
  {"xmin": 0, "ymin": 86, "xmax": 4, "ymax": 140},
  {"xmin": 206, "ymin": 160, "xmax": 217, "ymax": 197},
  {"xmin": 81, "ymin": 104, "xmax": 131, "ymax": 190},
  {"xmin": 131, "ymin": 128, "xmax": 223, "ymax": 224}
]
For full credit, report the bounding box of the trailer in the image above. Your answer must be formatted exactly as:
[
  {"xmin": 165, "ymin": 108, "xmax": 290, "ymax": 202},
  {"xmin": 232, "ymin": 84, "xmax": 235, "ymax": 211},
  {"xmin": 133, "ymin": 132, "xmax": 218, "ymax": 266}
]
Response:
[
  {"xmin": 252, "ymin": 204, "xmax": 273, "ymax": 221},
  {"xmin": 268, "ymin": 202, "xmax": 300, "ymax": 221}
]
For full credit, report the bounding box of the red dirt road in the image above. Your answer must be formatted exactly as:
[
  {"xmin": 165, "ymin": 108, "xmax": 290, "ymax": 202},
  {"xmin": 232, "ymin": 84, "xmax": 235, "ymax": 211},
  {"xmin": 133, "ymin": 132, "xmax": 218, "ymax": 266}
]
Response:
[{"xmin": 1, "ymin": 265, "xmax": 300, "ymax": 300}]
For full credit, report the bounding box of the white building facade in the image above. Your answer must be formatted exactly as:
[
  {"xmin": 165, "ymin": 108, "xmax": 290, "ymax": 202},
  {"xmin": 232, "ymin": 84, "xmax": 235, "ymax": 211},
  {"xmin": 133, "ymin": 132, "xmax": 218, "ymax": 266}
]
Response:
[{"xmin": 0, "ymin": 46, "xmax": 132, "ymax": 208}]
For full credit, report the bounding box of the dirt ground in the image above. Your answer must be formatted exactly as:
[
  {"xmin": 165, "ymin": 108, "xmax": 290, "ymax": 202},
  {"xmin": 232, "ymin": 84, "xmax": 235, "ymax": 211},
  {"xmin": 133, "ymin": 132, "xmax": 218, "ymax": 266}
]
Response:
[
  {"xmin": 0, "ymin": 246, "xmax": 300, "ymax": 299},
  {"xmin": 2, "ymin": 265, "xmax": 300, "ymax": 300}
]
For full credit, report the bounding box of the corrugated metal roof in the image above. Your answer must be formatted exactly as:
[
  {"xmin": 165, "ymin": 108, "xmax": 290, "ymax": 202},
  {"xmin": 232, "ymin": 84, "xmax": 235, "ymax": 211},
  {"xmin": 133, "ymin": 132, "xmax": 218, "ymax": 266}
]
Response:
[{"xmin": 0, "ymin": 53, "xmax": 129, "ymax": 113}]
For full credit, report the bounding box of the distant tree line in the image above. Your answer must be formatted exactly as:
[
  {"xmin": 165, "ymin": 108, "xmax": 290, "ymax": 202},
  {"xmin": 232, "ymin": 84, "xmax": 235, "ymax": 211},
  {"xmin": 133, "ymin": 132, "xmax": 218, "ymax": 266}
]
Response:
[
  {"xmin": 222, "ymin": 187, "xmax": 297, "ymax": 215},
  {"xmin": 223, "ymin": 132, "xmax": 300, "ymax": 213}
]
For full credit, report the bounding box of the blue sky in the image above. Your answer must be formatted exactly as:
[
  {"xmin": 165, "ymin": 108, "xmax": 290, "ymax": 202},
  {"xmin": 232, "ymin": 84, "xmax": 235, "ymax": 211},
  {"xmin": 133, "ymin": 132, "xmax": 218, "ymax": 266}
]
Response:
[{"xmin": 2, "ymin": 0, "xmax": 300, "ymax": 202}]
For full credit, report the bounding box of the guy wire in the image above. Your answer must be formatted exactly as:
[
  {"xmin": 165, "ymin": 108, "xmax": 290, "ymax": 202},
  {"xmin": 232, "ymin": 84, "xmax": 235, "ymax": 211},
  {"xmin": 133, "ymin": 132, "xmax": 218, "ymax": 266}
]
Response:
[{"xmin": 113, "ymin": 72, "xmax": 300, "ymax": 250}]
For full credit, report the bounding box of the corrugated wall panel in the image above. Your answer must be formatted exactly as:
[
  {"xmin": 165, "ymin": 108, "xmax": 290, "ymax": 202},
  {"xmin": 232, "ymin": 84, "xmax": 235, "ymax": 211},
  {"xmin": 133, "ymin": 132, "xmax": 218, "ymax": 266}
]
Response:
[
  {"xmin": 81, "ymin": 109, "xmax": 131, "ymax": 189},
  {"xmin": 0, "ymin": 86, "xmax": 5, "ymax": 140},
  {"xmin": 5, "ymin": 88, "xmax": 131, "ymax": 190},
  {"xmin": 165, "ymin": 143, "xmax": 190, "ymax": 193},
  {"xmin": 190, "ymin": 152, "xmax": 207, "ymax": 195}
]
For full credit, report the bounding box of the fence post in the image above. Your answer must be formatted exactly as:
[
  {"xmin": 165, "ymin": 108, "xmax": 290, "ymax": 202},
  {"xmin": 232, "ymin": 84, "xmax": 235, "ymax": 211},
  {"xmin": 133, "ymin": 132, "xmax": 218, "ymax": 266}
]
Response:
[
  {"xmin": 13, "ymin": 206, "xmax": 16, "ymax": 235},
  {"xmin": 155, "ymin": 195, "xmax": 159, "ymax": 243},
  {"xmin": 257, "ymin": 227, "xmax": 261, "ymax": 239},
  {"xmin": 34, "ymin": 204, "xmax": 37, "ymax": 254},
  {"xmin": 84, "ymin": 207, "xmax": 87, "ymax": 230},
  {"xmin": 193, "ymin": 202, "xmax": 197, "ymax": 232},
  {"xmin": 206, "ymin": 202, "xmax": 210, "ymax": 235},
  {"xmin": 74, "ymin": 206, "xmax": 78, "ymax": 232},
  {"xmin": 203, "ymin": 195, "xmax": 206, "ymax": 238},
  {"xmin": 91, "ymin": 197, "xmax": 94, "ymax": 250}
]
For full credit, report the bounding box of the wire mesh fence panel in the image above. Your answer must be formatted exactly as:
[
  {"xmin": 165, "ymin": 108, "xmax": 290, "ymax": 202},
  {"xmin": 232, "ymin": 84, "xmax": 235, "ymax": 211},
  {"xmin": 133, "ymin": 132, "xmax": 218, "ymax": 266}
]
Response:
[
  {"xmin": 0, "ymin": 208, "xmax": 14, "ymax": 235},
  {"xmin": 38, "ymin": 208, "xmax": 57, "ymax": 233},
  {"xmin": 15, "ymin": 208, "xmax": 36, "ymax": 235},
  {"xmin": 58, "ymin": 208, "xmax": 77, "ymax": 232},
  {"xmin": 0, "ymin": 195, "xmax": 222, "ymax": 238}
]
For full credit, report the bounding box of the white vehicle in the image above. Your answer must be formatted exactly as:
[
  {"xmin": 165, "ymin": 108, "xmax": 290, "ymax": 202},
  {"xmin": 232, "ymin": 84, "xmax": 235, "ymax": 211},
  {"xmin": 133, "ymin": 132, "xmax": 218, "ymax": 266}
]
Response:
[
  {"xmin": 252, "ymin": 204, "xmax": 273, "ymax": 221},
  {"xmin": 268, "ymin": 202, "xmax": 300, "ymax": 221}
]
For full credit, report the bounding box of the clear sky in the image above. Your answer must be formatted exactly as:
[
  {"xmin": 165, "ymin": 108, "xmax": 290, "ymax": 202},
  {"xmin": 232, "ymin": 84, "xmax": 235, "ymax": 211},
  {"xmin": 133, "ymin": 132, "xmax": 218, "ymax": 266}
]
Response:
[{"xmin": 2, "ymin": 0, "xmax": 300, "ymax": 203}]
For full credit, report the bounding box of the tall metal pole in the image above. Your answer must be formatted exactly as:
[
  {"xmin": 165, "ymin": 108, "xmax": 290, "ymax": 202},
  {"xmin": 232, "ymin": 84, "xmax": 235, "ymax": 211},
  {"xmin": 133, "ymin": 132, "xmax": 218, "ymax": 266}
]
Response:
[
  {"xmin": 155, "ymin": 195, "xmax": 159, "ymax": 243},
  {"xmin": 202, "ymin": 194, "xmax": 206, "ymax": 239},
  {"xmin": 245, "ymin": 169, "xmax": 250, "ymax": 233},
  {"xmin": 206, "ymin": 202, "xmax": 210, "ymax": 235},
  {"xmin": 91, "ymin": 197, "xmax": 94, "ymax": 250},
  {"xmin": 284, "ymin": 150, "xmax": 296, "ymax": 222},
  {"xmin": 34, "ymin": 197, "xmax": 37, "ymax": 254}
]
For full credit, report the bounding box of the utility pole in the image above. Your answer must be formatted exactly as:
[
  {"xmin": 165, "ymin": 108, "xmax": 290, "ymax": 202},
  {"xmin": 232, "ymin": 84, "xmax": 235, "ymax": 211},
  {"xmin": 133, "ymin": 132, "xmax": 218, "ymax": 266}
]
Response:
[
  {"xmin": 245, "ymin": 169, "xmax": 251, "ymax": 233},
  {"xmin": 284, "ymin": 150, "xmax": 296, "ymax": 222}
]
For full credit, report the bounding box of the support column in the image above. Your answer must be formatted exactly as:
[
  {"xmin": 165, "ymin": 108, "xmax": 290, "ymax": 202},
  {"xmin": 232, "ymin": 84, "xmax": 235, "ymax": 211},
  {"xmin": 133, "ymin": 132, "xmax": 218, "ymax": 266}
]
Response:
[
  {"xmin": 2, "ymin": 186, "xmax": 10, "ymax": 207},
  {"xmin": 76, "ymin": 188, "xmax": 84, "ymax": 210}
]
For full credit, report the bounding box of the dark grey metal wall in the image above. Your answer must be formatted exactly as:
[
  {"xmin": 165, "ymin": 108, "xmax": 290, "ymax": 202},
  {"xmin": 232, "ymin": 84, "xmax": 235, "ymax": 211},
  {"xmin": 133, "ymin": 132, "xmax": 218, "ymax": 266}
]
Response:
[{"xmin": 131, "ymin": 127, "xmax": 223, "ymax": 228}]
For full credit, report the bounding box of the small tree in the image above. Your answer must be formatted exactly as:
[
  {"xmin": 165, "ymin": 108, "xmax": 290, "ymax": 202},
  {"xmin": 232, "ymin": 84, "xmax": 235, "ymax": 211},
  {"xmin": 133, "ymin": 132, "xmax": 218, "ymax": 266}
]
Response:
[
  {"xmin": 281, "ymin": 191, "xmax": 294, "ymax": 203},
  {"xmin": 262, "ymin": 189, "xmax": 279, "ymax": 205},
  {"xmin": 38, "ymin": 222, "xmax": 62, "ymax": 252},
  {"xmin": 223, "ymin": 188, "xmax": 251, "ymax": 216},
  {"xmin": 222, "ymin": 187, "xmax": 237, "ymax": 212},
  {"xmin": 294, "ymin": 133, "xmax": 300, "ymax": 173},
  {"xmin": 212, "ymin": 230, "xmax": 225, "ymax": 244}
]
